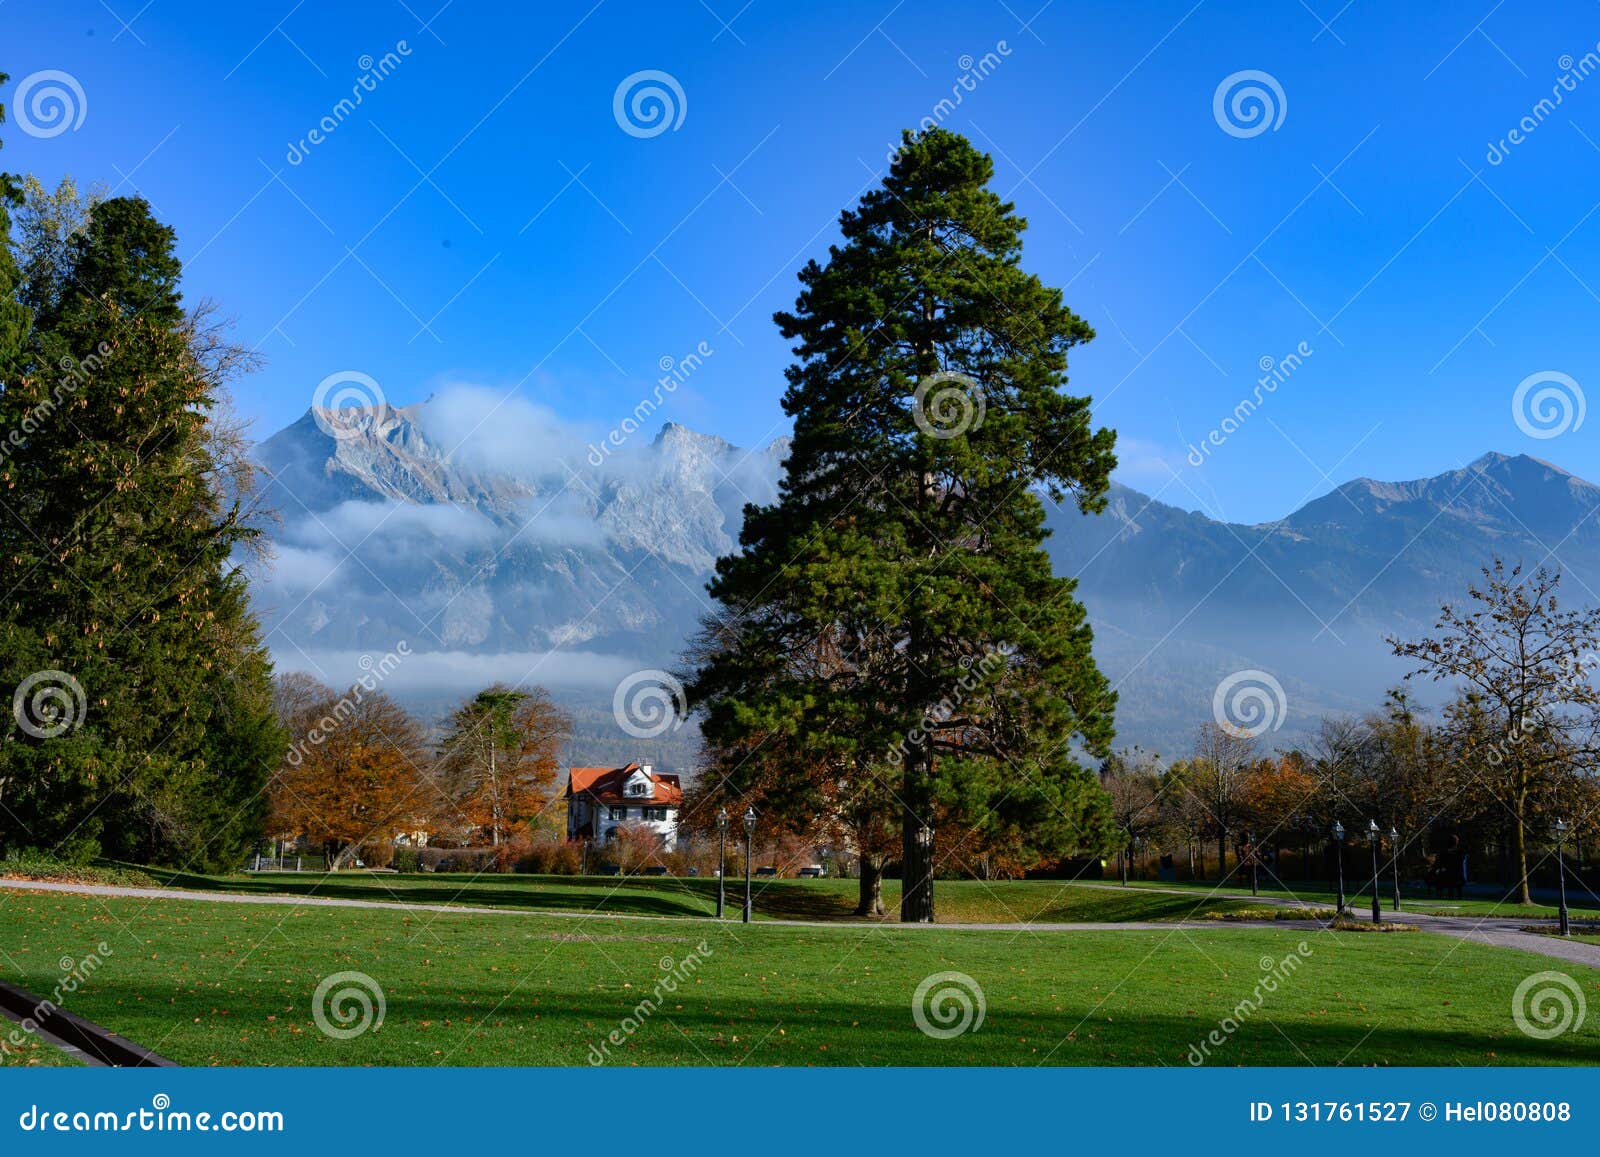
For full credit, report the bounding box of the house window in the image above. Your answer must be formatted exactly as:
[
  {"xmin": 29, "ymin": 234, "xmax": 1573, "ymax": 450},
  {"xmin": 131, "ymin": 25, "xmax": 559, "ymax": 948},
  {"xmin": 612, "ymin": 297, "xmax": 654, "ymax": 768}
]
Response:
[
  {"xmin": 643, "ymin": 807, "xmax": 667, "ymax": 821},
  {"xmin": 629, "ymin": 779, "xmax": 649, "ymax": 796},
  {"xmin": 609, "ymin": 806, "xmax": 628, "ymax": 821}
]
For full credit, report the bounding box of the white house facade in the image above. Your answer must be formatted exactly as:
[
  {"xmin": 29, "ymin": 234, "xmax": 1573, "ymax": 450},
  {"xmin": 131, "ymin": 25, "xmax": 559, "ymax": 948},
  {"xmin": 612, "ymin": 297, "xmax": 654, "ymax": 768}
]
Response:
[{"xmin": 566, "ymin": 762, "xmax": 681, "ymax": 852}]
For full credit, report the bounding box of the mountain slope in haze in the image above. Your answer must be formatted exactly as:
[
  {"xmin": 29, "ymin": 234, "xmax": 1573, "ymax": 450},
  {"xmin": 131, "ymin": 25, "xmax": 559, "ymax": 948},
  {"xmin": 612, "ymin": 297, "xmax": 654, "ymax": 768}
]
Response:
[{"xmin": 249, "ymin": 401, "xmax": 1600, "ymax": 760}]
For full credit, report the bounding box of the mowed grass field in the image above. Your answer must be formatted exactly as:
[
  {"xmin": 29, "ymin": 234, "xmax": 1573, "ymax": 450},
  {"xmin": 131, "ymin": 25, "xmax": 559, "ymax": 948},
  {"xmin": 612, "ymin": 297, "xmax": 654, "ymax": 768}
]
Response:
[
  {"xmin": 1, "ymin": 890, "xmax": 1597, "ymax": 1066},
  {"xmin": 134, "ymin": 868, "xmax": 1275, "ymax": 924}
]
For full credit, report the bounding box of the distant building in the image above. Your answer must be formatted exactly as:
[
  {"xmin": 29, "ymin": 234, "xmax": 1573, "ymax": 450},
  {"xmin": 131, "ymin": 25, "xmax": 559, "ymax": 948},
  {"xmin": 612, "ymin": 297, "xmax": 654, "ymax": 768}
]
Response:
[{"xmin": 566, "ymin": 762, "xmax": 682, "ymax": 851}]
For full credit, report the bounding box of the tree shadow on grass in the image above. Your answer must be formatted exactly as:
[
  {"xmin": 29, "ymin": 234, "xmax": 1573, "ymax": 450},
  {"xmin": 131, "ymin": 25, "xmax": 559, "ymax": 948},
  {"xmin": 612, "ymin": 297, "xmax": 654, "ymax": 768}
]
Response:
[{"xmin": 45, "ymin": 980, "xmax": 1600, "ymax": 1068}]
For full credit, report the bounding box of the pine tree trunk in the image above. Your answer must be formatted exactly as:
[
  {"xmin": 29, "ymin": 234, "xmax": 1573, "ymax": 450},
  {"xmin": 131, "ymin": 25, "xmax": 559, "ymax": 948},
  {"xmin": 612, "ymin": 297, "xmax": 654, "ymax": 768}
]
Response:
[
  {"xmin": 856, "ymin": 854, "xmax": 885, "ymax": 916},
  {"xmin": 1217, "ymin": 835, "xmax": 1228, "ymax": 883}
]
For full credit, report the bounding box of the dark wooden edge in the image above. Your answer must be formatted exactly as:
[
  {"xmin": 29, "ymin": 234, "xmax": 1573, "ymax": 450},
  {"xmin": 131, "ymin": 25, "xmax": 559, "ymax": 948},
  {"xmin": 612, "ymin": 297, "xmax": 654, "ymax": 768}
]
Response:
[{"xmin": 0, "ymin": 979, "xmax": 178, "ymax": 1067}]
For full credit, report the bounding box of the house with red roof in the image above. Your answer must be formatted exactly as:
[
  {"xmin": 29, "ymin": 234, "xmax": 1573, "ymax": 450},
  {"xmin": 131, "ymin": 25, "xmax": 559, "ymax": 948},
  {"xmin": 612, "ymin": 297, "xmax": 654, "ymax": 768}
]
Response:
[{"xmin": 566, "ymin": 762, "xmax": 682, "ymax": 851}]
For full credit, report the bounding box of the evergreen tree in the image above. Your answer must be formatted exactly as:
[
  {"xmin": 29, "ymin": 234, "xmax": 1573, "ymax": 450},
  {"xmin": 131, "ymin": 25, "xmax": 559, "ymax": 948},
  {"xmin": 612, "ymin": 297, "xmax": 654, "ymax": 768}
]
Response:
[
  {"xmin": 0, "ymin": 194, "xmax": 281, "ymax": 867},
  {"xmin": 690, "ymin": 129, "xmax": 1118, "ymax": 921}
]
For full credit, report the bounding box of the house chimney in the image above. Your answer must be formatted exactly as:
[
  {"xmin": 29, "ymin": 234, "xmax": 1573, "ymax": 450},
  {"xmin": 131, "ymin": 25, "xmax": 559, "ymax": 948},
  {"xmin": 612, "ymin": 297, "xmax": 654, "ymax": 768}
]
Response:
[{"xmin": 639, "ymin": 763, "xmax": 653, "ymax": 779}]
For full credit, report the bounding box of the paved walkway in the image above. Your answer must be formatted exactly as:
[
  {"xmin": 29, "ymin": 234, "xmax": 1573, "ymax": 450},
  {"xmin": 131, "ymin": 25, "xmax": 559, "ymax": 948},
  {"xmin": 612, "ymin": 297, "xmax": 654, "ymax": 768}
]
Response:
[{"xmin": 3, "ymin": 877, "xmax": 1597, "ymax": 967}]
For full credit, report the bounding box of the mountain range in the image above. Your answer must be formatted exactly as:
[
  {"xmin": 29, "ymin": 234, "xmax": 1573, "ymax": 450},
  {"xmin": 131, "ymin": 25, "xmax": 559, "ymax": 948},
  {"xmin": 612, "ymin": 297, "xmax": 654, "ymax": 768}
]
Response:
[{"xmin": 248, "ymin": 394, "xmax": 1600, "ymax": 765}]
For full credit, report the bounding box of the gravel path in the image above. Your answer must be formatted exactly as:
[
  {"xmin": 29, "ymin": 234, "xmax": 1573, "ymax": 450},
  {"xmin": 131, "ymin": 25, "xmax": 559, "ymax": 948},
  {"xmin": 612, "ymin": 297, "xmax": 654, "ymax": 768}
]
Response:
[{"xmin": 3, "ymin": 877, "xmax": 1597, "ymax": 966}]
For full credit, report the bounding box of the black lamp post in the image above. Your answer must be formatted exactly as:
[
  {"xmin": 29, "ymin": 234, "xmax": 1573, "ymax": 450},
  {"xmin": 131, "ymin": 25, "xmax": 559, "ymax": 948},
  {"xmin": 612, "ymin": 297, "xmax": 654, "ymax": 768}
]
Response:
[
  {"xmin": 1388, "ymin": 825, "xmax": 1400, "ymax": 912},
  {"xmin": 1367, "ymin": 818, "xmax": 1382, "ymax": 924},
  {"xmin": 1555, "ymin": 817, "xmax": 1571, "ymax": 937},
  {"xmin": 742, "ymin": 806, "xmax": 756, "ymax": 924},
  {"xmin": 1332, "ymin": 821, "xmax": 1346, "ymax": 915},
  {"xmin": 715, "ymin": 808, "xmax": 728, "ymax": 919}
]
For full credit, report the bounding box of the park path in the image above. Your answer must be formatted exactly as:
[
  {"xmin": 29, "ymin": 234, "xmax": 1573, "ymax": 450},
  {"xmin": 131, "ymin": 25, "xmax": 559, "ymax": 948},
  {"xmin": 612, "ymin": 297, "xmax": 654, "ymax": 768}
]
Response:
[{"xmin": 3, "ymin": 877, "xmax": 1598, "ymax": 967}]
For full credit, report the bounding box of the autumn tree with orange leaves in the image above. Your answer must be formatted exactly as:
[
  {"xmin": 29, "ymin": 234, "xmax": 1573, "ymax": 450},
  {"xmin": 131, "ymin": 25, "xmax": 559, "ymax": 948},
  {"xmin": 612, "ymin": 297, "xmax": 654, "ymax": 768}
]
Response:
[{"xmin": 269, "ymin": 678, "xmax": 437, "ymax": 868}]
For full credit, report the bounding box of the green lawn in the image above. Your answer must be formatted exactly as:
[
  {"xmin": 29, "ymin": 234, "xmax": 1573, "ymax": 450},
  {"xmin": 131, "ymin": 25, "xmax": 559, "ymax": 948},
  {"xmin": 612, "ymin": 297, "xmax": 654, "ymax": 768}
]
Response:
[
  {"xmin": 131, "ymin": 867, "xmax": 1269, "ymax": 924},
  {"xmin": 0, "ymin": 889, "xmax": 1596, "ymax": 1066},
  {"xmin": 0, "ymin": 1014, "xmax": 80, "ymax": 1067}
]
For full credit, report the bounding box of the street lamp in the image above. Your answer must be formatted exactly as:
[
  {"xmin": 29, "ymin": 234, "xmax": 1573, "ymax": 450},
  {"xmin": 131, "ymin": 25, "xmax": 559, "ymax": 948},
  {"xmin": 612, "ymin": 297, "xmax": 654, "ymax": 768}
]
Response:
[
  {"xmin": 1555, "ymin": 817, "xmax": 1571, "ymax": 937},
  {"xmin": 715, "ymin": 808, "xmax": 728, "ymax": 919},
  {"xmin": 1366, "ymin": 818, "xmax": 1381, "ymax": 924},
  {"xmin": 1332, "ymin": 821, "xmax": 1346, "ymax": 916},
  {"xmin": 1388, "ymin": 825, "xmax": 1400, "ymax": 912},
  {"xmin": 742, "ymin": 806, "xmax": 757, "ymax": 924}
]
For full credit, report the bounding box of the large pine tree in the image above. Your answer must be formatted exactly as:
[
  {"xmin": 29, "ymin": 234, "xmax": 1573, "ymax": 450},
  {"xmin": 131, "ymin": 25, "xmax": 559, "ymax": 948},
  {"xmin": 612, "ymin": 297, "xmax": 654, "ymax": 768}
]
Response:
[
  {"xmin": 0, "ymin": 193, "xmax": 282, "ymax": 868},
  {"xmin": 690, "ymin": 129, "xmax": 1118, "ymax": 921}
]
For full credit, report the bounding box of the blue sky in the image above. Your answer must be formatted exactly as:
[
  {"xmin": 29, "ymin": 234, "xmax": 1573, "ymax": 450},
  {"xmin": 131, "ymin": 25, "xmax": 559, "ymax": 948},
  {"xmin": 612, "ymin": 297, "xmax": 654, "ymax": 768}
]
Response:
[{"xmin": 7, "ymin": 0, "xmax": 1600, "ymax": 523}]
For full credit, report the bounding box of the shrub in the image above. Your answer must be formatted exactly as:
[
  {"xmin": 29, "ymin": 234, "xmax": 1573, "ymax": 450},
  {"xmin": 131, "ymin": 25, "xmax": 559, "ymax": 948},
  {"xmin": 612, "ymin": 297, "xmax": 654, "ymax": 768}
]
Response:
[
  {"xmin": 417, "ymin": 846, "xmax": 497, "ymax": 873},
  {"xmin": 361, "ymin": 840, "xmax": 396, "ymax": 869},
  {"xmin": 0, "ymin": 855, "xmax": 158, "ymax": 887},
  {"xmin": 392, "ymin": 846, "xmax": 420, "ymax": 873}
]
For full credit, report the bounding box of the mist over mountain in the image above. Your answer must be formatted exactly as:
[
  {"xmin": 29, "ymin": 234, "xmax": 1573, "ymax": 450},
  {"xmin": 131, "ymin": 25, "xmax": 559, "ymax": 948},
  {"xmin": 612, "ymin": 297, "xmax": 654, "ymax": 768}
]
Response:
[{"xmin": 248, "ymin": 394, "xmax": 1600, "ymax": 765}]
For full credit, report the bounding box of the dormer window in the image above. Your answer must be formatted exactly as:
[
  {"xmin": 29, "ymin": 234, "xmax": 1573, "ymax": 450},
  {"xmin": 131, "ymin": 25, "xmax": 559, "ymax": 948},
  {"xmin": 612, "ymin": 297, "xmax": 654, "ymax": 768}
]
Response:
[{"xmin": 628, "ymin": 777, "xmax": 650, "ymax": 797}]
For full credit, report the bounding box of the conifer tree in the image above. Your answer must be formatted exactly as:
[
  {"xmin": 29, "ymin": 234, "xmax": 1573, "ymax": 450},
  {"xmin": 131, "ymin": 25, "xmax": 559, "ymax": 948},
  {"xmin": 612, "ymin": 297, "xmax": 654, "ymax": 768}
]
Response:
[
  {"xmin": 691, "ymin": 130, "xmax": 1118, "ymax": 921},
  {"xmin": 0, "ymin": 194, "xmax": 281, "ymax": 867}
]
